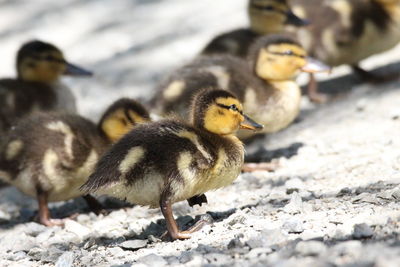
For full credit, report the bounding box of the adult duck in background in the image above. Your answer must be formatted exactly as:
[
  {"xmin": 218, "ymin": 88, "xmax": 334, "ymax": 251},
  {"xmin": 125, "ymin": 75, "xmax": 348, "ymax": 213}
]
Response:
[
  {"xmin": 0, "ymin": 40, "xmax": 92, "ymax": 136},
  {"xmin": 0, "ymin": 98, "xmax": 150, "ymax": 226},
  {"xmin": 82, "ymin": 89, "xmax": 263, "ymax": 240}
]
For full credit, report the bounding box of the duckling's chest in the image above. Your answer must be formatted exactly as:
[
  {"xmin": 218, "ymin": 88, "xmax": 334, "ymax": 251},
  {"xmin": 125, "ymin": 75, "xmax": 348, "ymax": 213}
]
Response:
[
  {"xmin": 241, "ymin": 81, "xmax": 301, "ymax": 135},
  {"xmin": 175, "ymin": 140, "xmax": 244, "ymax": 202}
]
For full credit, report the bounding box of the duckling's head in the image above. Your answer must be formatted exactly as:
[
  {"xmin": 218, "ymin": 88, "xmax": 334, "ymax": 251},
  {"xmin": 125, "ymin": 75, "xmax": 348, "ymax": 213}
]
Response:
[
  {"xmin": 16, "ymin": 40, "xmax": 92, "ymax": 83},
  {"xmin": 248, "ymin": 34, "xmax": 331, "ymax": 81},
  {"xmin": 248, "ymin": 0, "xmax": 309, "ymax": 34},
  {"xmin": 191, "ymin": 88, "xmax": 263, "ymax": 135},
  {"xmin": 99, "ymin": 98, "xmax": 151, "ymax": 142}
]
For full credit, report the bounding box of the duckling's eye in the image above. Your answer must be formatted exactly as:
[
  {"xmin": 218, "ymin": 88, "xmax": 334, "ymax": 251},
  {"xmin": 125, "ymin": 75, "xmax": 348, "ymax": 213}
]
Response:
[
  {"xmin": 263, "ymin": 5, "xmax": 274, "ymax": 11},
  {"xmin": 284, "ymin": 50, "xmax": 294, "ymax": 56},
  {"xmin": 229, "ymin": 104, "xmax": 238, "ymax": 111}
]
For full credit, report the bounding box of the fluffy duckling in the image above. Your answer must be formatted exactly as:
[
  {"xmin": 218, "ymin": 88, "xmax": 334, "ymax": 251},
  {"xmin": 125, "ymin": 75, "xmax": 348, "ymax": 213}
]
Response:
[
  {"xmin": 0, "ymin": 40, "xmax": 92, "ymax": 136},
  {"xmin": 289, "ymin": 0, "xmax": 400, "ymax": 81},
  {"xmin": 82, "ymin": 89, "xmax": 263, "ymax": 240},
  {"xmin": 0, "ymin": 98, "xmax": 150, "ymax": 226},
  {"xmin": 202, "ymin": 0, "xmax": 309, "ymax": 56},
  {"xmin": 152, "ymin": 34, "xmax": 329, "ymax": 139}
]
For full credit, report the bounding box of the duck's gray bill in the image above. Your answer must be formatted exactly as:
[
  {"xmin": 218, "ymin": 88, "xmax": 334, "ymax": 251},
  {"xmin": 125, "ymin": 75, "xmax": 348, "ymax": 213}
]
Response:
[{"xmin": 240, "ymin": 114, "xmax": 264, "ymax": 130}]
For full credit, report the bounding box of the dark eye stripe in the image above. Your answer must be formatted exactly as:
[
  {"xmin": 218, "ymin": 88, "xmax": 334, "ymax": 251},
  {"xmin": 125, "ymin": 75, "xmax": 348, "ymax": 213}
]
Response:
[
  {"xmin": 216, "ymin": 103, "xmax": 243, "ymax": 115},
  {"xmin": 268, "ymin": 51, "xmax": 305, "ymax": 58},
  {"xmin": 251, "ymin": 3, "xmax": 286, "ymax": 15}
]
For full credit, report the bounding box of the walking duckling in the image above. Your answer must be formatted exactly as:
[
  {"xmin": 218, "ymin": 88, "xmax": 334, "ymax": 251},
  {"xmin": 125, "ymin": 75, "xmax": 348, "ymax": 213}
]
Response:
[
  {"xmin": 0, "ymin": 40, "xmax": 92, "ymax": 136},
  {"xmin": 152, "ymin": 34, "xmax": 329, "ymax": 140},
  {"xmin": 0, "ymin": 98, "xmax": 150, "ymax": 226},
  {"xmin": 202, "ymin": 0, "xmax": 309, "ymax": 56},
  {"xmin": 82, "ymin": 88, "xmax": 263, "ymax": 240}
]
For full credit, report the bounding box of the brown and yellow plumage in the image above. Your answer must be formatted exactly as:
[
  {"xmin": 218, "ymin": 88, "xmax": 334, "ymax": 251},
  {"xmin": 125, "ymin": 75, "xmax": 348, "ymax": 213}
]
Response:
[
  {"xmin": 0, "ymin": 98, "xmax": 150, "ymax": 226},
  {"xmin": 82, "ymin": 88, "xmax": 263, "ymax": 240}
]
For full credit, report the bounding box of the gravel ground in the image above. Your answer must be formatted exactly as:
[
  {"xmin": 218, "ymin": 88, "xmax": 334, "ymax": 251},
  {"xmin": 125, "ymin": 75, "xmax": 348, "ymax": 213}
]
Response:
[{"xmin": 1, "ymin": 1, "xmax": 400, "ymax": 266}]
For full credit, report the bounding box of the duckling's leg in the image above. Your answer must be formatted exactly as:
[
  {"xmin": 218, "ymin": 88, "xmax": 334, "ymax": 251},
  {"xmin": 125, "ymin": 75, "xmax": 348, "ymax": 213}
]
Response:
[
  {"xmin": 187, "ymin": 194, "xmax": 208, "ymax": 207},
  {"xmin": 82, "ymin": 194, "xmax": 106, "ymax": 215},
  {"xmin": 307, "ymin": 73, "xmax": 329, "ymax": 103},
  {"xmin": 160, "ymin": 193, "xmax": 192, "ymax": 240},
  {"xmin": 36, "ymin": 188, "xmax": 63, "ymax": 227},
  {"xmin": 352, "ymin": 65, "xmax": 400, "ymax": 83}
]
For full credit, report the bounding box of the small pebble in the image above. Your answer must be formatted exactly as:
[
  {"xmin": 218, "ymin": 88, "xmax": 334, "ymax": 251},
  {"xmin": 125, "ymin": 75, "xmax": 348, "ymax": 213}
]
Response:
[
  {"xmin": 282, "ymin": 218, "xmax": 304, "ymax": 234},
  {"xmin": 353, "ymin": 223, "xmax": 374, "ymax": 239},
  {"xmin": 295, "ymin": 241, "xmax": 327, "ymax": 256},
  {"xmin": 119, "ymin": 239, "xmax": 148, "ymax": 251}
]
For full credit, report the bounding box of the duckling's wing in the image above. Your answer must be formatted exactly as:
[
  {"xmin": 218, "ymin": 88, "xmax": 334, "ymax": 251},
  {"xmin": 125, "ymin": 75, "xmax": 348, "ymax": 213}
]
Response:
[{"xmin": 202, "ymin": 28, "xmax": 259, "ymax": 56}]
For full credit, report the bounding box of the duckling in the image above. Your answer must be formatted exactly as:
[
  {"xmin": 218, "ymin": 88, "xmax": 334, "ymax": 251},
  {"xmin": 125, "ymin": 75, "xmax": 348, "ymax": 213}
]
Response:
[
  {"xmin": 202, "ymin": 0, "xmax": 309, "ymax": 56},
  {"xmin": 81, "ymin": 88, "xmax": 263, "ymax": 240},
  {"xmin": 0, "ymin": 40, "xmax": 92, "ymax": 136},
  {"xmin": 282, "ymin": 0, "xmax": 400, "ymax": 88},
  {"xmin": 0, "ymin": 98, "xmax": 150, "ymax": 226},
  {"xmin": 152, "ymin": 34, "xmax": 329, "ymax": 140}
]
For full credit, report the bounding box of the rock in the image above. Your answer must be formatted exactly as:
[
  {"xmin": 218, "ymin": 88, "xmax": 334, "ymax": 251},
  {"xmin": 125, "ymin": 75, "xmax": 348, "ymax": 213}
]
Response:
[
  {"xmin": 227, "ymin": 237, "xmax": 245, "ymax": 249},
  {"xmin": 225, "ymin": 212, "xmax": 246, "ymax": 226},
  {"xmin": 285, "ymin": 178, "xmax": 305, "ymax": 194},
  {"xmin": 353, "ymin": 223, "xmax": 374, "ymax": 239},
  {"xmin": 295, "ymin": 241, "xmax": 327, "ymax": 256},
  {"xmin": 24, "ymin": 222, "xmax": 47, "ymax": 237},
  {"xmin": 327, "ymin": 241, "xmax": 363, "ymax": 264},
  {"xmin": 0, "ymin": 209, "xmax": 11, "ymax": 223},
  {"xmin": 137, "ymin": 253, "xmax": 167, "ymax": 266},
  {"xmin": 55, "ymin": 251, "xmax": 75, "ymax": 267},
  {"xmin": 64, "ymin": 220, "xmax": 91, "ymax": 241},
  {"xmin": 179, "ymin": 251, "xmax": 194, "ymax": 264},
  {"xmin": 392, "ymin": 188, "xmax": 400, "ymax": 200},
  {"xmin": 245, "ymin": 237, "xmax": 264, "ymax": 249},
  {"xmin": 245, "ymin": 247, "xmax": 272, "ymax": 259},
  {"xmin": 337, "ymin": 187, "xmax": 352, "ymax": 197},
  {"xmin": 282, "ymin": 218, "xmax": 304, "ymax": 233},
  {"xmin": 106, "ymin": 247, "xmax": 126, "ymax": 259},
  {"xmin": 283, "ymin": 192, "xmax": 303, "ymax": 214},
  {"xmin": 119, "ymin": 239, "xmax": 148, "ymax": 251},
  {"xmin": 205, "ymin": 253, "xmax": 233, "ymax": 265}
]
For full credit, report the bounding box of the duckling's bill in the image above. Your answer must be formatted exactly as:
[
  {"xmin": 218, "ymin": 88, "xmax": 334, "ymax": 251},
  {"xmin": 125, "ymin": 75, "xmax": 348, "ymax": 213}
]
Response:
[
  {"xmin": 240, "ymin": 114, "xmax": 264, "ymax": 130},
  {"xmin": 301, "ymin": 57, "xmax": 331, "ymax": 74},
  {"xmin": 64, "ymin": 62, "xmax": 93, "ymax": 76}
]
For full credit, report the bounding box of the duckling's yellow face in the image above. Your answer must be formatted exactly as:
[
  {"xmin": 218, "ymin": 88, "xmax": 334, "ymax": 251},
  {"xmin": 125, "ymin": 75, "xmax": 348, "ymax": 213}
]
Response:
[
  {"xmin": 203, "ymin": 97, "xmax": 263, "ymax": 135},
  {"xmin": 101, "ymin": 108, "xmax": 150, "ymax": 143},
  {"xmin": 19, "ymin": 50, "xmax": 67, "ymax": 83},
  {"xmin": 249, "ymin": 0, "xmax": 289, "ymax": 34},
  {"xmin": 256, "ymin": 43, "xmax": 308, "ymax": 80},
  {"xmin": 248, "ymin": 0, "xmax": 308, "ymax": 34}
]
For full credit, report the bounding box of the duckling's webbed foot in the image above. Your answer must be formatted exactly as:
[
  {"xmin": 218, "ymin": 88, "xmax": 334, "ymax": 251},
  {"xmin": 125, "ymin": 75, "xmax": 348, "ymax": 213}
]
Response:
[
  {"xmin": 83, "ymin": 194, "xmax": 107, "ymax": 215},
  {"xmin": 187, "ymin": 194, "xmax": 208, "ymax": 207},
  {"xmin": 36, "ymin": 188, "xmax": 64, "ymax": 227},
  {"xmin": 352, "ymin": 65, "xmax": 400, "ymax": 83},
  {"xmin": 307, "ymin": 73, "xmax": 330, "ymax": 103}
]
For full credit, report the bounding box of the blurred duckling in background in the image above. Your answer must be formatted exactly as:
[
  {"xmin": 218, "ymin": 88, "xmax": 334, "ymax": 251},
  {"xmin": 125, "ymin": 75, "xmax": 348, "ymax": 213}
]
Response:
[
  {"xmin": 152, "ymin": 34, "xmax": 329, "ymax": 140},
  {"xmin": 0, "ymin": 98, "xmax": 150, "ymax": 226},
  {"xmin": 82, "ymin": 89, "xmax": 263, "ymax": 240},
  {"xmin": 202, "ymin": 0, "xmax": 309, "ymax": 56},
  {"xmin": 289, "ymin": 0, "xmax": 400, "ymax": 83},
  {"xmin": 0, "ymin": 40, "xmax": 92, "ymax": 136}
]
